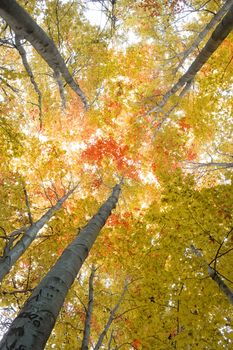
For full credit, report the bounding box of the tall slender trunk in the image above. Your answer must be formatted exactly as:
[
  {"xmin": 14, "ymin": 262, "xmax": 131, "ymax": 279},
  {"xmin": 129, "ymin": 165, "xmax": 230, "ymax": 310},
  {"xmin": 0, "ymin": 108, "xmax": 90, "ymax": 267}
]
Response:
[
  {"xmin": 81, "ymin": 267, "xmax": 96, "ymax": 350},
  {"xmin": 175, "ymin": 0, "xmax": 233, "ymax": 72},
  {"xmin": 208, "ymin": 267, "xmax": 233, "ymax": 306},
  {"xmin": 0, "ymin": 184, "xmax": 121, "ymax": 350},
  {"xmin": 94, "ymin": 280, "xmax": 128, "ymax": 350},
  {"xmin": 148, "ymin": 4, "xmax": 233, "ymax": 114},
  {"xmin": 15, "ymin": 35, "xmax": 43, "ymax": 128},
  {"xmin": 0, "ymin": 0, "xmax": 88, "ymax": 109},
  {"xmin": 188, "ymin": 162, "xmax": 233, "ymax": 169},
  {"xmin": 191, "ymin": 245, "xmax": 233, "ymax": 306},
  {"xmin": 0, "ymin": 184, "xmax": 78, "ymax": 283}
]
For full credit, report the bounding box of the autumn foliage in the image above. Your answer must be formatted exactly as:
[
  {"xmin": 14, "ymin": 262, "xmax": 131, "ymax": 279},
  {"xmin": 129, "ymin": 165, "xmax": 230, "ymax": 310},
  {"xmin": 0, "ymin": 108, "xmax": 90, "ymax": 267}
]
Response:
[{"xmin": 0, "ymin": 0, "xmax": 232, "ymax": 349}]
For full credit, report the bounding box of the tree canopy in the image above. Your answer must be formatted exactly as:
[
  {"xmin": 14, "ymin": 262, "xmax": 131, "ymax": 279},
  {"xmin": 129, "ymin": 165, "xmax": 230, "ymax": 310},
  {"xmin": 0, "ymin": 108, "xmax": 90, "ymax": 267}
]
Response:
[{"xmin": 0, "ymin": 0, "xmax": 232, "ymax": 349}]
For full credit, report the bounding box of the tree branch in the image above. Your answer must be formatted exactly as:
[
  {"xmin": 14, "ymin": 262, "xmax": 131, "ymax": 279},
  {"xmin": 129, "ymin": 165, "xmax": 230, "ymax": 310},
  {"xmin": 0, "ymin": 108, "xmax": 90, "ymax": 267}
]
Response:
[
  {"xmin": 23, "ymin": 185, "xmax": 33, "ymax": 226},
  {"xmin": 94, "ymin": 279, "xmax": 129, "ymax": 350},
  {"xmin": 208, "ymin": 266, "xmax": 233, "ymax": 305},
  {"xmin": 146, "ymin": 4, "xmax": 233, "ymax": 116},
  {"xmin": 175, "ymin": 0, "xmax": 233, "ymax": 73},
  {"xmin": 191, "ymin": 244, "xmax": 233, "ymax": 306},
  {"xmin": 0, "ymin": 0, "xmax": 89, "ymax": 109},
  {"xmin": 14, "ymin": 34, "xmax": 43, "ymax": 129}
]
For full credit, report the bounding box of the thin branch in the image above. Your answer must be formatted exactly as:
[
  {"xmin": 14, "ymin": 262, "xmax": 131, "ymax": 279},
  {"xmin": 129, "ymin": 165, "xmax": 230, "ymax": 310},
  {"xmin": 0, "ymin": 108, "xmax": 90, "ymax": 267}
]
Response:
[
  {"xmin": 1, "ymin": 225, "xmax": 29, "ymax": 259},
  {"xmin": 0, "ymin": 0, "xmax": 89, "ymax": 109},
  {"xmin": 107, "ymin": 329, "xmax": 114, "ymax": 350},
  {"xmin": 23, "ymin": 185, "xmax": 33, "ymax": 225},
  {"xmin": 14, "ymin": 35, "xmax": 42, "ymax": 129},
  {"xmin": 94, "ymin": 279, "xmax": 129, "ymax": 350},
  {"xmin": 209, "ymin": 227, "xmax": 233, "ymax": 269},
  {"xmin": 185, "ymin": 161, "xmax": 233, "ymax": 169},
  {"xmin": 2, "ymin": 288, "xmax": 33, "ymax": 295}
]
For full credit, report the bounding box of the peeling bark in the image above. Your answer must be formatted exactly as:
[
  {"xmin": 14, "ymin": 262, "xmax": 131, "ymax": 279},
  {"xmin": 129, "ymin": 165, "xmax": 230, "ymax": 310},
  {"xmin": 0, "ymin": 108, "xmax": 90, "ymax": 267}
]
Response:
[
  {"xmin": 0, "ymin": 184, "xmax": 121, "ymax": 350},
  {"xmin": 0, "ymin": 184, "xmax": 78, "ymax": 283},
  {"xmin": 0, "ymin": 0, "xmax": 89, "ymax": 109}
]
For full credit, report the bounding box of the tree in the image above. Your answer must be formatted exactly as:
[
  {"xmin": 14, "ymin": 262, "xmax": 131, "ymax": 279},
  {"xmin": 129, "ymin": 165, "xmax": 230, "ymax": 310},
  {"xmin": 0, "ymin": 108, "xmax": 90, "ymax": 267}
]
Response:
[
  {"xmin": 0, "ymin": 183, "xmax": 79, "ymax": 282},
  {"xmin": 146, "ymin": 2, "xmax": 233, "ymax": 121},
  {"xmin": 0, "ymin": 183, "xmax": 121, "ymax": 349},
  {"xmin": 0, "ymin": 0, "xmax": 88, "ymax": 109},
  {"xmin": 81, "ymin": 266, "xmax": 96, "ymax": 350}
]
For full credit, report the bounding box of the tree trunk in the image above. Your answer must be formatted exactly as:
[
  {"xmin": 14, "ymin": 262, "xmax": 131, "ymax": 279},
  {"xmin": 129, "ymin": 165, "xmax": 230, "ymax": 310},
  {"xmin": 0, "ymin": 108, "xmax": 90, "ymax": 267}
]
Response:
[
  {"xmin": 81, "ymin": 267, "xmax": 96, "ymax": 350},
  {"xmin": 208, "ymin": 266, "xmax": 233, "ymax": 306},
  {"xmin": 148, "ymin": 4, "xmax": 233, "ymax": 114},
  {"xmin": 0, "ymin": 184, "xmax": 78, "ymax": 283},
  {"xmin": 191, "ymin": 245, "xmax": 233, "ymax": 306},
  {"xmin": 94, "ymin": 280, "xmax": 128, "ymax": 350},
  {"xmin": 188, "ymin": 162, "xmax": 233, "ymax": 169},
  {"xmin": 15, "ymin": 35, "xmax": 42, "ymax": 128},
  {"xmin": 0, "ymin": 0, "xmax": 88, "ymax": 109},
  {"xmin": 175, "ymin": 0, "xmax": 233, "ymax": 72},
  {"xmin": 0, "ymin": 184, "xmax": 121, "ymax": 350}
]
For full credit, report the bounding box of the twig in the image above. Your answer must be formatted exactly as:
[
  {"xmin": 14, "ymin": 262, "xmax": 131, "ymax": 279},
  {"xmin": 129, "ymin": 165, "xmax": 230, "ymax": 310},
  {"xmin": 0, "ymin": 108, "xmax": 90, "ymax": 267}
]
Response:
[{"xmin": 23, "ymin": 186, "xmax": 33, "ymax": 225}]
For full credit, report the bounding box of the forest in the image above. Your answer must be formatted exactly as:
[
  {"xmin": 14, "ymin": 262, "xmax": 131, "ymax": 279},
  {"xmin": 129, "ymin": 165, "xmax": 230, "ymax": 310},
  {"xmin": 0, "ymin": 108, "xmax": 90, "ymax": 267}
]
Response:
[{"xmin": 0, "ymin": 0, "xmax": 232, "ymax": 349}]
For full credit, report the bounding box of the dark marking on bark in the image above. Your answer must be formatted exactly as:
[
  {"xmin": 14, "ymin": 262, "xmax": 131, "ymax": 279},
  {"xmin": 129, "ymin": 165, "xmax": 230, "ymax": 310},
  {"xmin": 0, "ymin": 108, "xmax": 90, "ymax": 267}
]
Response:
[
  {"xmin": 8, "ymin": 326, "xmax": 24, "ymax": 337},
  {"xmin": 18, "ymin": 312, "xmax": 43, "ymax": 328},
  {"xmin": 35, "ymin": 289, "xmax": 42, "ymax": 301},
  {"xmin": 16, "ymin": 345, "xmax": 26, "ymax": 350}
]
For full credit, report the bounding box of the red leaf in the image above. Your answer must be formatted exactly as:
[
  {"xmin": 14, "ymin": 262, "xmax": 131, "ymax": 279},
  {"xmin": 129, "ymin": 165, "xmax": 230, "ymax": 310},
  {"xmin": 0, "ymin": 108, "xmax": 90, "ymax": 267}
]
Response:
[
  {"xmin": 178, "ymin": 117, "xmax": 191, "ymax": 132},
  {"xmin": 132, "ymin": 338, "xmax": 141, "ymax": 349}
]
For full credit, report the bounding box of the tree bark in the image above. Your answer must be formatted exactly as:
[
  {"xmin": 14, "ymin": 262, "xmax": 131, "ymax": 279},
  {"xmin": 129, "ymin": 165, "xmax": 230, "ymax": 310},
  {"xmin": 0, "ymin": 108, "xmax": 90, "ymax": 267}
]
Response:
[
  {"xmin": 191, "ymin": 245, "xmax": 233, "ymax": 306},
  {"xmin": 94, "ymin": 280, "xmax": 128, "ymax": 350},
  {"xmin": 0, "ymin": 184, "xmax": 121, "ymax": 350},
  {"xmin": 148, "ymin": 4, "xmax": 233, "ymax": 114},
  {"xmin": 15, "ymin": 35, "xmax": 43, "ymax": 129},
  {"xmin": 0, "ymin": 184, "xmax": 78, "ymax": 283},
  {"xmin": 81, "ymin": 267, "xmax": 96, "ymax": 350},
  {"xmin": 208, "ymin": 266, "xmax": 233, "ymax": 306},
  {"xmin": 175, "ymin": 0, "xmax": 233, "ymax": 72},
  {"xmin": 0, "ymin": 0, "xmax": 89, "ymax": 109},
  {"xmin": 186, "ymin": 161, "xmax": 233, "ymax": 169}
]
